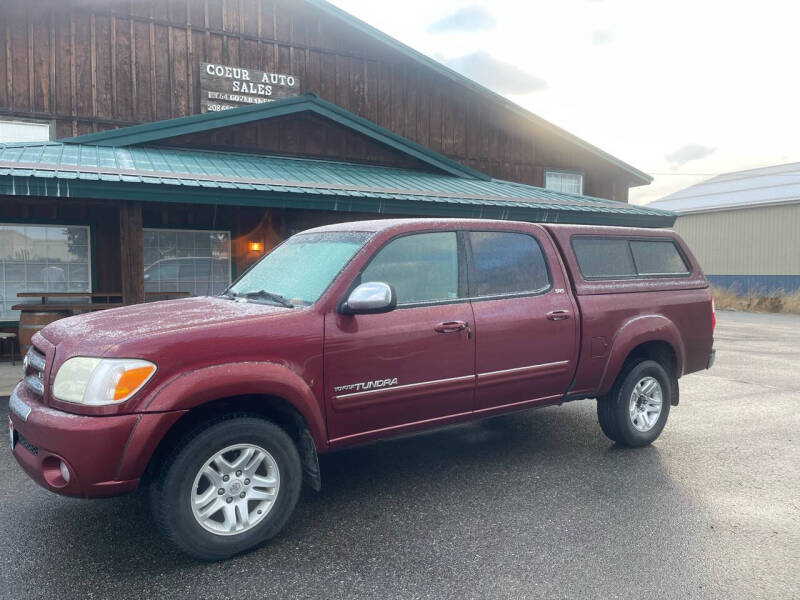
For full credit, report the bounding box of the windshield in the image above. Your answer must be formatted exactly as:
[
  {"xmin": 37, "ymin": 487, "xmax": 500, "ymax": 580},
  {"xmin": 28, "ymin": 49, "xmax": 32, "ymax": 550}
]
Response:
[{"xmin": 226, "ymin": 231, "xmax": 372, "ymax": 306}]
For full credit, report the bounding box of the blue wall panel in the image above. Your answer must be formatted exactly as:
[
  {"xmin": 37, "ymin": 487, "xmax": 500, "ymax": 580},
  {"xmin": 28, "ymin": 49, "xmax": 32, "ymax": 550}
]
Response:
[{"xmin": 707, "ymin": 274, "xmax": 800, "ymax": 293}]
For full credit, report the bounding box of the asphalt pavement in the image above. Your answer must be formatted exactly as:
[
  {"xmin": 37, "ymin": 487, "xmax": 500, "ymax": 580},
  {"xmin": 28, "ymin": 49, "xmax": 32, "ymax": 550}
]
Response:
[{"xmin": 1, "ymin": 310, "xmax": 798, "ymax": 599}]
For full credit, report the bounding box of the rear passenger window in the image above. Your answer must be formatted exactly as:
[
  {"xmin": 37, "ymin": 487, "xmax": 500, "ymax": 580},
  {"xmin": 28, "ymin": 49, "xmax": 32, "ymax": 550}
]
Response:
[
  {"xmin": 572, "ymin": 238, "xmax": 636, "ymax": 278},
  {"xmin": 469, "ymin": 232, "xmax": 550, "ymax": 296},
  {"xmin": 572, "ymin": 237, "xmax": 690, "ymax": 279},
  {"xmin": 362, "ymin": 232, "xmax": 459, "ymax": 305},
  {"xmin": 630, "ymin": 240, "xmax": 689, "ymax": 275}
]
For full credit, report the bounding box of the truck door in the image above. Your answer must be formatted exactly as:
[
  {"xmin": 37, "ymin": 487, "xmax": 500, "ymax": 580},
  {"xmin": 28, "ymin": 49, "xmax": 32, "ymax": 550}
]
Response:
[
  {"xmin": 467, "ymin": 229, "xmax": 578, "ymax": 412},
  {"xmin": 324, "ymin": 231, "xmax": 475, "ymax": 444}
]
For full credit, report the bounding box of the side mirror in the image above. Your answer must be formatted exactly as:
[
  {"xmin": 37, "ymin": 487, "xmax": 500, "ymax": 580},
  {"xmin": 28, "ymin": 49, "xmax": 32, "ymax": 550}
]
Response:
[{"xmin": 341, "ymin": 282, "xmax": 397, "ymax": 315}]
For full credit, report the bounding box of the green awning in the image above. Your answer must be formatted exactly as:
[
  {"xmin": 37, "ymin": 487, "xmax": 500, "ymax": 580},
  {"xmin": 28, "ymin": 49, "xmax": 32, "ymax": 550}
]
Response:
[{"xmin": 0, "ymin": 142, "xmax": 676, "ymax": 227}]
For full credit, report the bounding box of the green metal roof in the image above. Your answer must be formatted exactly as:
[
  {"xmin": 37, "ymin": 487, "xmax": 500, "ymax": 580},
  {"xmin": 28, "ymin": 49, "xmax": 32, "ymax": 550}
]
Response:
[
  {"xmin": 0, "ymin": 142, "xmax": 675, "ymax": 227},
  {"xmin": 305, "ymin": 0, "xmax": 652, "ymax": 187},
  {"xmin": 63, "ymin": 94, "xmax": 488, "ymax": 181}
]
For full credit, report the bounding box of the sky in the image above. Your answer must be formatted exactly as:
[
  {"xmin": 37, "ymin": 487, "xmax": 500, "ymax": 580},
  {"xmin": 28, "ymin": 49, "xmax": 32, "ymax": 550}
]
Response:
[{"xmin": 329, "ymin": 0, "xmax": 800, "ymax": 204}]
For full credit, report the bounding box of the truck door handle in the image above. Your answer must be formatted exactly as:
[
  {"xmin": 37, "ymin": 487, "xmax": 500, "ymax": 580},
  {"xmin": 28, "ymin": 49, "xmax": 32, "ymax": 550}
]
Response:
[
  {"xmin": 546, "ymin": 310, "xmax": 571, "ymax": 321},
  {"xmin": 435, "ymin": 321, "xmax": 469, "ymax": 334}
]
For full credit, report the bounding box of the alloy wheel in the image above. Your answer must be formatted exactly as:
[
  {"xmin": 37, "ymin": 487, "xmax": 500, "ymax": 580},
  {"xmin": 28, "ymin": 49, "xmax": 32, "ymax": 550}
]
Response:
[
  {"xmin": 628, "ymin": 376, "xmax": 663, "ymax": 433},
  {"xmin": 190, "ymin": 444, "xmax": 280, "ymax": 536}
]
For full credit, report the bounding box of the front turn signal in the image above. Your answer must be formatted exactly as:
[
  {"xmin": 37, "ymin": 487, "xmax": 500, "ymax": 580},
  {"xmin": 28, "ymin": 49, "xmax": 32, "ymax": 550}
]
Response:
[{"xmin": 113, "ymin": 365, "xmax": 157, "ymax": 401}]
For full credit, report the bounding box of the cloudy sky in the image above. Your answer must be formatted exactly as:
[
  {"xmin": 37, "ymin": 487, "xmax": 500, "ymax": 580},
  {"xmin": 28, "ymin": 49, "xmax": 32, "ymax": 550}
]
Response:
[{"xmin": 330, "ymin": 0, "xmax": 800, "ymax": 204}]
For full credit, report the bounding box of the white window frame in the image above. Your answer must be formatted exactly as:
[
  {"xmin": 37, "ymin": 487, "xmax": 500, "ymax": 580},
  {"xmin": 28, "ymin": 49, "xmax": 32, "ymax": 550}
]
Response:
[
  {"xmin": 0, "ymin": 223, "xmax": 92, "ymax": 321},
  {"xmin": 544, "ymin": 169, "xmax": 584, "ymax": 195},
  {"xmin": 0, "ymin": 119, "xmax": 52, "ymax": 143}
]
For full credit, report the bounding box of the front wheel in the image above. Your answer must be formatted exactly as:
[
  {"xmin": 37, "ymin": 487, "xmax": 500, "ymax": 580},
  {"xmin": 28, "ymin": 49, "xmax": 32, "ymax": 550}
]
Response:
[
  {"xmin": 150, "ymin": 416, "xmax": 302, "ymax": 561},
  {"xmin": 597, "ymin": 360, "xmax": 673, "ymax": 447}
]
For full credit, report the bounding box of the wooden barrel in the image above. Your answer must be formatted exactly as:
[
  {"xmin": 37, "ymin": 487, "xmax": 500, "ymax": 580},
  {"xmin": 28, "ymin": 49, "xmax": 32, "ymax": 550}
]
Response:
[{"xmin": 18, "ymin": 310, "xmax": 70, "ymax": 354}]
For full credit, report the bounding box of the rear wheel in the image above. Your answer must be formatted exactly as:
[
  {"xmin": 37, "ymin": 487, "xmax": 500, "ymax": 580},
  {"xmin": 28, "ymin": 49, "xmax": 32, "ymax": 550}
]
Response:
[
  {"xmin": 597, "ymin": 360, "xmax": 673, "ymax": 447},
  {"xmin": 150, "ymin": 415, "xmax": 302, "ymax": 561}
]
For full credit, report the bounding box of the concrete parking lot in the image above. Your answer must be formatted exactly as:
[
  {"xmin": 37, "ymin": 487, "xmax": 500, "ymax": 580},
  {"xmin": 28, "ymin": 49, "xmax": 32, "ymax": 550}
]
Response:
[{"xmin": 1, "ymin": 310, "xmax": 798, "ymax": 599}]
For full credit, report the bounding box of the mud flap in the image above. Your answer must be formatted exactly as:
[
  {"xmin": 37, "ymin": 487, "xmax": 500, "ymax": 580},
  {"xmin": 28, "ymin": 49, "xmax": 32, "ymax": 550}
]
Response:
[
  {"xmin": 671, "ymin": 376, "xmax": 680, "ymax": 406},
  {"xmin": 299, "ymin": 428, "xmax": 321, "ymax": 491}
]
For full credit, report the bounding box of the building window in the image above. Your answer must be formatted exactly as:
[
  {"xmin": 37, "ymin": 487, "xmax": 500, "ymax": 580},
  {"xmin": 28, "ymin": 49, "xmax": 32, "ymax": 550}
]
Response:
[
  {"xmin": 143, "ymin": 228, "xmax": 232, "ymax": 297},
  {"xmin": 0, "ymin": 224, "xmax": 91, "ymax": 321},
  {"xmin": 0, "ymin": 119, "xmax": 51, "ymax": 143},
  {"xmin": 544, "ymin": 170, "xmax": 584, "ymax": 195}
]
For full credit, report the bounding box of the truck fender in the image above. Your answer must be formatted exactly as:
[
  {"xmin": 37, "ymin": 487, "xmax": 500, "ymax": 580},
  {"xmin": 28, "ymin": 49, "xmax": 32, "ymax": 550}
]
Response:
[
  {"xmin": 597, "ymin": 315, "xmax": 686, "ymax": 397},
  {"xmin": 142, "ymin": 361, "xmax": 327, "ymax": 452}
]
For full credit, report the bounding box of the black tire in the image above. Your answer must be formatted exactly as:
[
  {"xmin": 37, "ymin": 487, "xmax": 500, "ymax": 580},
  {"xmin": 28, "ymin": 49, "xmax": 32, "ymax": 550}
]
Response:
[
  {"xmin": 150, "ymin": 415, "xmax": 302, "ymax": 561},
  {"xmin": 596, "ymin": 359, "xmax": 673, "ymax": 447}
]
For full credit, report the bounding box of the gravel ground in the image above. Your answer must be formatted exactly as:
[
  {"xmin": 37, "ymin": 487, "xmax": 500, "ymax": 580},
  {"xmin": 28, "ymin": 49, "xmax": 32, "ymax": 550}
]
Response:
[{"xmin": 1, "ymin": 310, "xmax": 798, "ymax": 599}]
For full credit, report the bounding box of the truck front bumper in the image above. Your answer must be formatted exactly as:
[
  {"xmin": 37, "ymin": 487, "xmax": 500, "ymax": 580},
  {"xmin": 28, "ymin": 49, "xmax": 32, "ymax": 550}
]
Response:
[{"xmin": 8, "ymin": 383, "xmax": 141, "ymax": 498}]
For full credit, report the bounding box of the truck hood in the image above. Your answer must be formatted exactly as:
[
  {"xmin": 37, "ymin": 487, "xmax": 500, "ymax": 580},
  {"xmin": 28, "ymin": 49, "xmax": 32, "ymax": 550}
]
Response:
[{"xmin": 40, "ymin": 296, "xmax": 293, "ymax": 354}]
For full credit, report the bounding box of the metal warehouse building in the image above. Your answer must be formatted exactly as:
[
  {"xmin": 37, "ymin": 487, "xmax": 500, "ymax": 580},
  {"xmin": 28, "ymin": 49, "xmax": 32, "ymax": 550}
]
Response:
[{"xmin": 649, "ymin": 162, "xmax": 800, "ymax": 292}]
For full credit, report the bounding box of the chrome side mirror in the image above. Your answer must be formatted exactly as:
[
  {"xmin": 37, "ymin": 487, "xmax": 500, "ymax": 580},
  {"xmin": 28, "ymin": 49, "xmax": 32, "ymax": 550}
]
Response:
[{"xmin": 341, "ymin": 282, "xmax": 397, "ymax": 315}]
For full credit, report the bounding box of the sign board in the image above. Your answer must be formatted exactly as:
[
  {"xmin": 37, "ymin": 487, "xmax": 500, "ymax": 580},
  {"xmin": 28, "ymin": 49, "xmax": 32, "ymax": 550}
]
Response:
[{"xmin": 199, "ymin": 62, "xmax": 301, "ymax": 113}]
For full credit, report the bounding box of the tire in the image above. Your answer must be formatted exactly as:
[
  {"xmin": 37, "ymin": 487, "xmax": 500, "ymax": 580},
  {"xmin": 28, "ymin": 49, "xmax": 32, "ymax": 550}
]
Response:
[
  {"xmin": 596, "ymin": 359, "xmax": 673, "ymax": 447},
  {"xmin": 150, "ymin": 415, "xmax": 302, "ymax": 561}
]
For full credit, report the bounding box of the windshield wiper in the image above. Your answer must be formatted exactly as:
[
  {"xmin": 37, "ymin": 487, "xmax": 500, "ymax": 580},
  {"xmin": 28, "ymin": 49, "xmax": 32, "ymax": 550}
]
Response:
[{"xmin": 234, "ymin": 290, "xmax": 295, "ymax": 308}]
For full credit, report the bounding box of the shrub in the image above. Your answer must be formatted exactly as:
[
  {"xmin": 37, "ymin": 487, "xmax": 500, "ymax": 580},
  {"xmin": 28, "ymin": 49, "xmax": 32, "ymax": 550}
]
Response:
[{"xmin": 711, "ymin": 286, "xmax": 800, "ymax": 314}]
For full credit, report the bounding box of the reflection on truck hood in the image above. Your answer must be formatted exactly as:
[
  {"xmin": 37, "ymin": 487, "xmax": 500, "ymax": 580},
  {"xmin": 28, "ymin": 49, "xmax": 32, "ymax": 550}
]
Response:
[{"xmin": 40, "ymin": 296, "xmax": 292, "ymax": 350}]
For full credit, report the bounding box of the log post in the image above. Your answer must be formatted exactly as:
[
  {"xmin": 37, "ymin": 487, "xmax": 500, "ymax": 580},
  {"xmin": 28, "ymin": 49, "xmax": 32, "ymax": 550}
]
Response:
[{"xmin": 119, "ymin": 201, "xmax": 145, "ymax": 305}]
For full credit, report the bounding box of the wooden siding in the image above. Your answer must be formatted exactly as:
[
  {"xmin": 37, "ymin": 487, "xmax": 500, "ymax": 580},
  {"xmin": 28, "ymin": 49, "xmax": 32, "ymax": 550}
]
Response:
[
  {"xmin": 154, "ymin": 111, "xmax": 436, "ymax": 171},
  {"xmin": 0, "ymin": 0, "xmax": 633, "ymax": 200}
]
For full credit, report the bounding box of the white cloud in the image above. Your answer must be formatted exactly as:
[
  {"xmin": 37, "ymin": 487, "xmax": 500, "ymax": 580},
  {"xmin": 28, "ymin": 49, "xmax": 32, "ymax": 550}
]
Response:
[
  {"xmin": 445, "ymin": 51, "xmax": 547, "ymax": 95},
  {"xmin": 428, "ymin": 6, "xmax": 496, "ymax": 33},
  {"xmin": 590, "ymin": 30, "xmax": 614, "ymax": 45},
  {"xmin": 665, "ymin": 144, "xmax": 717, "ymax": 169}
]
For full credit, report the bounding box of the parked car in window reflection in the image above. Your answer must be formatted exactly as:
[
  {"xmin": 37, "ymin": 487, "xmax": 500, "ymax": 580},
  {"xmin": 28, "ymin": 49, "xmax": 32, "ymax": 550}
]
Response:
[{"xmin": 143, "ymin": 257, "xmax": 230, "ymax": 296}]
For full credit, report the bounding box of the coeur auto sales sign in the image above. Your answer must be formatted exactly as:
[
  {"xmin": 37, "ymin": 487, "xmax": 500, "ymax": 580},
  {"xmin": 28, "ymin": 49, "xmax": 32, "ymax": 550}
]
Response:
[{"xmin": 200, "ymin": 62, "xmax": 300, "ymax": 112}]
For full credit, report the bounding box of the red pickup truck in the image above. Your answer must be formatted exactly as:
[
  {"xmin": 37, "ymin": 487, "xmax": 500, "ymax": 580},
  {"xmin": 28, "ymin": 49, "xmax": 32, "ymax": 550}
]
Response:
[{"xmin": 9, "ymin": 218, "xmax": 715, "ymax": 560}]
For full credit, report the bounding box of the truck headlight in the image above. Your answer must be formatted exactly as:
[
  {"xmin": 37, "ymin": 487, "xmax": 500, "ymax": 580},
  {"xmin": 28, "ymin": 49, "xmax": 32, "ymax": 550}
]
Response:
[{"xmin": 53, "ymin": 357, "xmax": 157, "ymax": 406}]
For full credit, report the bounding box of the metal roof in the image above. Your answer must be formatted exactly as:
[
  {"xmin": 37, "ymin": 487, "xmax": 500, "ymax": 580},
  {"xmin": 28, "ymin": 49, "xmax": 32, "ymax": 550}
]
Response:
[
  {"xmin": 305, "ymin": 0, "xmax": 652, "ymax": 187},
  {"xmin": 648, "ymin": 162, "xmax": 800, "ymax": 214},
  {"xmin": 62, "ymin": 94, "xmax": 488, "ymax": 181},
  {"xmin": 0, "ymin": 142, "xmax": 675, "ymax": 227}
]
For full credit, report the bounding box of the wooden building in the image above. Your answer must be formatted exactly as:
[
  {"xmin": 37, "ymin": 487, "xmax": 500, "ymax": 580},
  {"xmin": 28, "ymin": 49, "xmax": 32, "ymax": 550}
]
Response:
[{"xmin": 0, "ymin": 0, "xmax": 668, "ymax": 350}]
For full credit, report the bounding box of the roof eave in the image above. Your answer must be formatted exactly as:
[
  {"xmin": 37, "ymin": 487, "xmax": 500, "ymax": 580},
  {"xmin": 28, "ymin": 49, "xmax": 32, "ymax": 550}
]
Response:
[
  {"xmin": 665, "ymin": 197, "xmax": 800, "ymax": 215},
  {"xmin": 0, "ymin": 172, "xmax": 675, "ymax": 228}
]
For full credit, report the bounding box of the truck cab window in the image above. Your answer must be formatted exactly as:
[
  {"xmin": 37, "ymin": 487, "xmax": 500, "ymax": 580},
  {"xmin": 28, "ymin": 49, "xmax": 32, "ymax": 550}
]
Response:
[
  {"xmin": 361, "ymin": 232, "xmax": 459, "ymax": 305},
  {"xmin": 572, "ymin": 236, "xmax": 690, "ymax": 279},
  {"xmin": 630, "ymin": 240, "xmax": 689, "ymax": 275},
  {"xmin": 572, "ymin": 238, "xmax": 637, "ymax": 279},
  {"xmin": 469, "ymin": 231, "xmax": 551, "ymax": 296}
]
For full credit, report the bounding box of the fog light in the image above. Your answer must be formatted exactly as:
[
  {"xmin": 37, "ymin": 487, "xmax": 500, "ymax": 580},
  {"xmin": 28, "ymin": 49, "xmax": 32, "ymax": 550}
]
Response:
[{"xmin": 59, "ymin": 461, "xmax": 70, "ymax": 483}]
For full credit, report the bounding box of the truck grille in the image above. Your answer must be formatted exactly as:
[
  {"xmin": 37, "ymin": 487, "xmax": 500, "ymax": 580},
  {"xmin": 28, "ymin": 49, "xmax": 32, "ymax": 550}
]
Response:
[{"xmin": 23, "ymin": 346, "xmax": 46, "ymax": 396}]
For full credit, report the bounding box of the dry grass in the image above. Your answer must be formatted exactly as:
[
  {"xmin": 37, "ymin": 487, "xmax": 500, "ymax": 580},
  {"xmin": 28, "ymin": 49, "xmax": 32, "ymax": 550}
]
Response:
[{"xmin": 712, "ymin": 286, "xmax": 800, "ymax": 314}]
